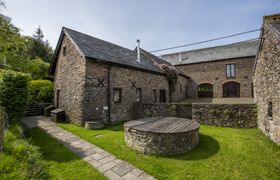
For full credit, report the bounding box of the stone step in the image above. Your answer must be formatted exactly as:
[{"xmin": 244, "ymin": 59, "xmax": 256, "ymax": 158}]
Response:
[{"xmin": 85, "ymin": 121, "xmax": 105, "ymax": 130}]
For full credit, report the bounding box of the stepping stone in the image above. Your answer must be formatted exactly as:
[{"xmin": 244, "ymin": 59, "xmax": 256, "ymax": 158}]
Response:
[{"xmin": 111, "ymin": 162, "xmax": 134, "ymax": 176}]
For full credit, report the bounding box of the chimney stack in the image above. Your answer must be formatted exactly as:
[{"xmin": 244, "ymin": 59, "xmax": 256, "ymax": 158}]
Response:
[
  {"xmin": 179, "ymin": 52, "xmax": 182, "ymax": 62},
  {"xmin": 136, "ymin": 39, "xmax": 140, "ymax": 62}
]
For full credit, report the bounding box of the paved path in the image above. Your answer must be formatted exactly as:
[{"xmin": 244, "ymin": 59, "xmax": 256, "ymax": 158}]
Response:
[{"xmin": 22, "ymin": 116, "xmax": 156, "ymax": 180}]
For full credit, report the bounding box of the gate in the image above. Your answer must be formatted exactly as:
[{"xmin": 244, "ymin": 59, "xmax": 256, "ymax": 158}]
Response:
[{"xmin": 177, "ymin": 104, "xmax": 192, "ymax": 119}]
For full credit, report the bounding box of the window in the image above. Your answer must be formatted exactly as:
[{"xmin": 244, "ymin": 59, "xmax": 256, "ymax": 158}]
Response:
[
  {"xmin": 159, "ymin": 90, "xmax": 166, "ymax": 102},
  {"xmin": 113, "ymin": 88, "xmax": 122, "ymax": 103},
  {"xmin": 180, "ymin": 84, "xmax": 183, "ymax": 93},
  {"xmin": 268, "ymin": 101, "xmax": 273, "ymax": 118},
  {"xmin": 63, "ymin": 46, "xmax": 66, "ymax": 56},
  {"xmin": 56, "ymin": 89, "xmax": 60, "ymax": 108},
  {"xmin": 223, "ymin": 81, "xmax": 240, "ymax": 97},
  {"xmin": 153, "ymin": 90, "xmax": 157, "ymax": 102},
  {"xmin": 198, "ymin": 83, "xmax": 213, "ymax": 98},
  {"xmin": 226, "ymin": 64, "xmax": 236, "ymax": 78},
  {"xmin": 136, "ymin": 88, "xmax": 142, "ymax": 102}
]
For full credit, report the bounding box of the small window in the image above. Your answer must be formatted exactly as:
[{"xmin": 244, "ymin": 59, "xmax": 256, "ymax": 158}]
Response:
[
  {"xmin": 198, "ymin": 83, "xmax": 213, "ymax": 98},
  {"xmin": 268, "ymin": 101, "xmax": 273, "ymax": 118},
  {"xmin": 226, "ymin": 64, "xmax": 236, "ymax": 78},
  {"xmin": 136, "ymin": 88, "xmax": 142, "ymax": 102},
  {"xmin": 180, "ymin": 84, "xmax": 183, "ymax": 93},
  {"xmin": 159, "ymin": 90, "xmax": 166, "ymax": 102},
  {"xmin": 56, "ymin": 89, "xmax": 60, "ymax": 108},
  {"xmin": 113, "ymin": 88, "xmax": 122, "ymax": 103},
  {"xmin": 153, "ymin": 90, "xmax": 157, "ymax": 102},
  {"xmin": 63, "ymin": 46, "xmax": 67, "ymax": 56}
]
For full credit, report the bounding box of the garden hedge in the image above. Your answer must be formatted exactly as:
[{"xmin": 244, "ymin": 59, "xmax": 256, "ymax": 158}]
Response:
[{"xmin": 0, "ymin": 70, "xmax": 31, "ymax": 122}]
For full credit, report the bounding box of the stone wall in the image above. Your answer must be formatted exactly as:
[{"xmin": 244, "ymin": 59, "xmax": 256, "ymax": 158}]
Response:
[
  {"xmin": 253, "ymin": 15, "xmax": 280, "ymax": 144},
  {"xmin": 54, "ymin": 35, "xmax": 86, "ymax": 125},
  {"xmin": 170, "ymin": 75, "xmax": 188, "ymax": 102},
  {"xmin": 124, "ymin": 118, "xmax": 200, "ymax": 155},
  {"xmin": 192, "ymin": 103, "xmax": 257, "ymax": 128},
  {"xmin": 83, "ymin": 62, "xmax": 108, "ymax": 123},
  {"xmin": 133, "ymin": 102, "xmax": 257, "ymax": 128},
  {"xmin": 175, "ymin": 57, "xmax": 255, "ymax": 98},
  {"xmin": 110, "ymin": 66, "xmax": 171, "ymax": 122},
  {"xmin": 133, "ymin": 102, "xmax": 177, "ymax": 119},
  {"xmin": 84, "ymin": 61, "xmax": 182, "ymax": 123}
]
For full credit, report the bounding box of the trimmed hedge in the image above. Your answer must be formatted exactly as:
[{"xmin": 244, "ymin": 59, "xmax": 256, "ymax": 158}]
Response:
[
  {"xmin": 28, "ymin": 80, "xmax": 54, "ymax": 103},
  {"xmin": 0, "ymin": 70, "xmax": 31, "ymax": 122}
]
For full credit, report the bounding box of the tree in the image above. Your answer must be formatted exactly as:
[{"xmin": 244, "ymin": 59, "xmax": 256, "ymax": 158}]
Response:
[
  {"xmin": 33, "ymin": 25, "xmax": 44, "ymax": 42},
  {"xmin": 0, "ymin": 2, "xmax": 52, "ymax": 79},
  {"xmin": 28, "ymin": 26, "xmax": 53, "ymax": 63},
  {"xmin": 0, "ymin": 14, "xmax": 29, "ymax": 69},
  {"xmin": 0, "ymin": 0, "xmax": 5, "ymax": 10}
]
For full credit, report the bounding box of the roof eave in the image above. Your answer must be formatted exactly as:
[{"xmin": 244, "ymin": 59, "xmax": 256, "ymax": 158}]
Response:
[{"xmin": 85, "ymin": 56, "xmax": 167, "ymax": 76}]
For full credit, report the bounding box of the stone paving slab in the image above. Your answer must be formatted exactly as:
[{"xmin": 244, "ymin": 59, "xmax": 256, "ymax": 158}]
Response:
[{"xmin": 22, "ymin": 116, "xmax": 156, "ymax": 180}]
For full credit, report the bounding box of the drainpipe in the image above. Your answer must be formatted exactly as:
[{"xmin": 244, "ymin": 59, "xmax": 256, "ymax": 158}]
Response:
[{"xmin": 106, "ymin": 65, "xmax": 111, "ymax": 123}]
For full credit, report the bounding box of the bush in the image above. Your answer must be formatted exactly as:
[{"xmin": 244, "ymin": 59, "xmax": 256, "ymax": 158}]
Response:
[
  {"xmin": 0, "ymin": 125, "xmax": 48, "ymax": 179},
  {"xmin": 28, "ymin": 80, "xmax": 53, "ymax": 103},
  {"xmin": 0, "ymin": 70, "xmax": 31, "ymax": 122}
]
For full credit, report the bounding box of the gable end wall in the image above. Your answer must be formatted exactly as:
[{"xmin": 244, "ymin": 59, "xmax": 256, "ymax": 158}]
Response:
[
  {"xmin": 253, "ymin": 26, "xmax": 280, "ymax": 144},
  {"xmin": 54, "ymin": 35, "xmax": 86, "ymax": 125}
]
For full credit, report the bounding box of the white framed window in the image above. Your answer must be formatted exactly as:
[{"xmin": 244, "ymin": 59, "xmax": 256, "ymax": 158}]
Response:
[{"xmin": 226, "ymin": 64, "xmax": 236, "ymax": 78}]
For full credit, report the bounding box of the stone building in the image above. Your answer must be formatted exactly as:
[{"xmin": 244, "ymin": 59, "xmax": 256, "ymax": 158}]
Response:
[
  {"xmin": 253, "ymin": 13, "xmax": 280, "ymax": 144},
  {"xmin": 49, "ymin": 27, "xmax": 188, "ymax": 125},
  {"xmin": 161, "ymin": 40, "xmax": 259, "ymax": 98}
]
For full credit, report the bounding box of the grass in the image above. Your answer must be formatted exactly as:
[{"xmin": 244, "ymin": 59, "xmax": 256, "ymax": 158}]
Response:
[
  {"xmin": 58, "ymin": 123, "xmax": 280, "ymax": 180},
  {"xmin": 28, "ymin": 128, "xmax": 106, "ymax": 180}
]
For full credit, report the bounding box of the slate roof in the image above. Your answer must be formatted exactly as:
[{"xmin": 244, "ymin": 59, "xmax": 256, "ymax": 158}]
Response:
[
  {"xmin": 160, "ymin": 39, "xmax": 259, "ymax": 65},
  {"xmin": 50, "ymin": 27, "xmax": 175, "ymax": 75}
]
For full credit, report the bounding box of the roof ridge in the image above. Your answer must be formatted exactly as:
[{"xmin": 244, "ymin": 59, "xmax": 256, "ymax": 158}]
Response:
[
  {"xmin": 62, "ymin": 26, "xmax": 134, "ymax": 53},
  {"xmin": 161, "ymin": 38, "xmax": 260, "ymax": 56}
]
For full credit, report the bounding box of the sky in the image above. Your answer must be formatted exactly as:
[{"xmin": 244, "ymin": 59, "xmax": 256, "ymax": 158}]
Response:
[{"xmin": 2, "ymin": 0, "xmax": 280, "ymax": 55}]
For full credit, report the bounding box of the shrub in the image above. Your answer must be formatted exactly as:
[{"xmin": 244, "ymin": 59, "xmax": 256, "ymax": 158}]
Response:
[
  {"xmin": 0, "ymin": 125, "xmax": 48, "ymax": 179},
  {"xmin": 0, "ymin": 70, "xmax": 31, "ymax": 122},
  {"xmin": 28, "ymin": 80, "xmax": 53, "ymax": 103}
]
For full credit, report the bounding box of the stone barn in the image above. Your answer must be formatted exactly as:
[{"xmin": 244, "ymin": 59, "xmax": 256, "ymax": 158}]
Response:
[
  {"xmin": 253, "ymin": 13, "xmax": 280, "ymax": 144},
  {"xmin": 49, "ymin": 27, "xmax": 188, "ymax": 126},
  {"xmin": 161, "ymin": 40, "xmax": 259, "ymax": 98}
]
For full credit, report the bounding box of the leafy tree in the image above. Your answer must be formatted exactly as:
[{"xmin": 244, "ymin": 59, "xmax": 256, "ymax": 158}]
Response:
[
  {"xmin": 0, "ymin": 13, "xmax": 51, "ymax": 79},
  {"xmin": 25, "ymin": 58, "xmax": 50, "ymax": 79},
  {"xmin": 0, "ymin": 14, "xmax": 29, "ymax": 70}
]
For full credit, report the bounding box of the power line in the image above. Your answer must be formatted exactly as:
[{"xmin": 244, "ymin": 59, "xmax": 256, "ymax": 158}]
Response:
[{"xmin": 150, "ymin": 29, "xmax": 260, "ymax": 53}]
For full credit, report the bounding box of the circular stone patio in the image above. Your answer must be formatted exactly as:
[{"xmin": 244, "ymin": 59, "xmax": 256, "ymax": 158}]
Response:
[{"xmin": 124, "ymin": 117, "xmax": 200, "ymax": 155}]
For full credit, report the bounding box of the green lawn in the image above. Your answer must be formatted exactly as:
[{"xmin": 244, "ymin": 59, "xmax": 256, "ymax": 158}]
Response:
[
  {"xmin": 58, "ymin": 123, "xmax": 280, "ymax": 180},
  {"xmin": 29, "ymin": 128, "xmax": 106, "ymax": 180}
]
